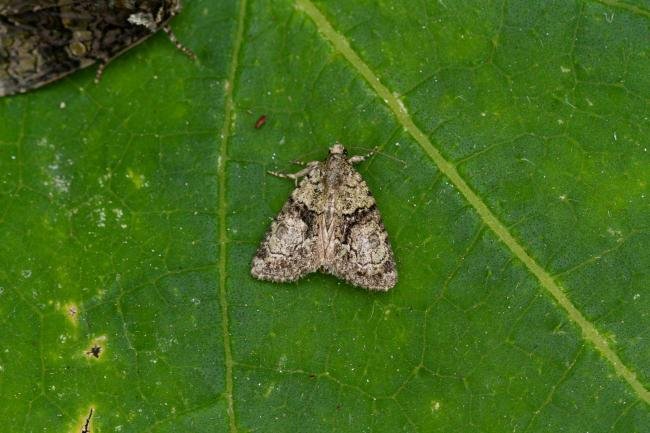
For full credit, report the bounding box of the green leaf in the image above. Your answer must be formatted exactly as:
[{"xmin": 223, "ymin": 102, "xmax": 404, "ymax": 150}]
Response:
[{"xmin": 1, "ymin": 0, "xmax": 648, "ymax": 431}]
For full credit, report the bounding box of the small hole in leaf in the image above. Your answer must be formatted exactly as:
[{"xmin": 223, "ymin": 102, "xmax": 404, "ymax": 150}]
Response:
[
  {"xmin": 81, "ymin": 407, "xmax": 93, "ymax": 433},
  {"xmin": 86, "ymin": 345, "xmax": 101, "ymax": 358}
]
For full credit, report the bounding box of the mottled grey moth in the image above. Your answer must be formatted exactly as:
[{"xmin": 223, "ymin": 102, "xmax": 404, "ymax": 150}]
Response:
[
  {"xmin": 0, "ymin": 0, "xmax": 194, "ymax": 97},
  {"xmin": 251, "ymin": 144, "xmax": 398, "ymax": 291}
]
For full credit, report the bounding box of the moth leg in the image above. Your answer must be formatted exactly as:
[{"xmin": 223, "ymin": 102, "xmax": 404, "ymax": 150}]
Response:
[
  {"xmin": 94, "ymin": 61, "xmax": 107, "ymax": 84},
  {"xmin": 348, "ymin": 147, "xmax": 378, "ymax": 164},
  {"xmin": 268, "ymin": 162, "xmax": 317, "ymax": 186},
  {"xmin": 162, "ymin": 25, "xmax": 196, "ymax": 60}
]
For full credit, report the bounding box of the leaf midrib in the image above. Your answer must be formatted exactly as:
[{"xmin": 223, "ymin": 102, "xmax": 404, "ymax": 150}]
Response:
[
  {"xmin": 218, "ymin": 0, "xmax": 249, "ymax": 432},
  {"xmin": 294, "ymin": 0, "xmax": 650, "ymax": 405}
]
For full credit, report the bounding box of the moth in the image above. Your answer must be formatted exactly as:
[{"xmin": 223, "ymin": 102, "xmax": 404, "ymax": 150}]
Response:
[
  {"xmin": 251, "ymin": 144, "xmax": 398, "ymax": 291},
  {"xmin": 0, "ymin": 0, "xmax": 194, "ymax": 97}
]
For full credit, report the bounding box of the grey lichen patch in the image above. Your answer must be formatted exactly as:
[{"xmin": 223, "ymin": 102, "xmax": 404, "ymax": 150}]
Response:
[{"xmin": 251, "ymin": 144, "xmax": 397, "ymax": 291}]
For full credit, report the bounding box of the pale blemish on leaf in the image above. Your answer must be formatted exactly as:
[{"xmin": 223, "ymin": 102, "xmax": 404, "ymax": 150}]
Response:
[
  {"xmin": 67, "ymin": 307, "xmax": 78, "ymax": 321},
  {"xmin": 47, "ymin": 166, "xmax": 70, "ymax": 195},
  {"xmin": 126, "ymin": 168, "xmax": 147, "ymax": 189},
  {"xmin": 58, "ymin": 302, "xmax": 79, "ymax": 326},
  {"xmin": 94, "ymin": 208, "xmax": 106, "ymax": 228},
  {"xmin": 263, "ymin": 382, "xmax": 276, "ymax": 398},
  {"xmin": 277, "ymin": 354, "xmax": 287, "ymax": 372}
]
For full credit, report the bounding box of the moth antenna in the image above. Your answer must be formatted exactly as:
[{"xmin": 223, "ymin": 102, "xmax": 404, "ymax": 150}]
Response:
[
  {"xmin": 268, "ymin": 170, "xmax": 300, "ymax": 186},
  {"xmin": 162, "ymin": 25, "xmax": 196, "ymax": 60},
  {"xmin": 353, "ymin": 146, "xmax": 407, "ymax": 167}
]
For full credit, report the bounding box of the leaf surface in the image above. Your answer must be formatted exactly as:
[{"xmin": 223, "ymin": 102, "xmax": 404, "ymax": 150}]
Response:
[{"xmin": 0, "ymin": 0, "xmax": 648, "ymax": 432}]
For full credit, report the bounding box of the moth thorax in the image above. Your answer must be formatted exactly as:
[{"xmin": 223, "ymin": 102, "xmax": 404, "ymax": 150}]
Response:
[
  {"xmin": 128, "ymin": 12, "xmax": 158, "ymax": 30},
  {"xmin": 326, "ymin": 168, "xmax": 344, "ymax": 188},
  {"xmin": 115, "ymin": 0, "xmax": 137, "ymax": 9}
]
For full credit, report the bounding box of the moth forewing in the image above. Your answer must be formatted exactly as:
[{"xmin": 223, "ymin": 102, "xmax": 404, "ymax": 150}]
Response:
[{"xmin": 0, "ymin": 0, "xmax": 192, "ymax": 97}]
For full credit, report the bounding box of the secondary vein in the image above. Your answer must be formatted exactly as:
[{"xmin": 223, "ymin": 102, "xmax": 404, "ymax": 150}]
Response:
[
  {"xmin": 294, "ymin": 0, "xmax": 650, "ymax": 405},
  {"xmin": 591, "ymin": 0, "xmax": 650, "ymax": 19}
]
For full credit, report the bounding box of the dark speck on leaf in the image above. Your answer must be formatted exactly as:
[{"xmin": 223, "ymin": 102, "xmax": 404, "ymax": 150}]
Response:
[{"xmin": 86, "ymin": 345, "xmax": 101, "ymax": 358}]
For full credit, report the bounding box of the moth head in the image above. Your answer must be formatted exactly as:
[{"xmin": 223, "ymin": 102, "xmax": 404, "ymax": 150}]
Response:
[
  {"xmin": 128, "ymin": 1, "xmax": 181, "ymax": 29},
  {"xmin": 165, "ymin": 0, "xmax": 183, "ymax": 16},
  {"xmin": 330, "ymin": 143, "xmax": 347, "ymax": 156}
]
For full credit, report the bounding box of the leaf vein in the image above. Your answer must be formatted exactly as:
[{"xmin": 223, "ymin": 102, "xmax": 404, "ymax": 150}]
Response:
[
  {"xmin": 590, "ymin": 0, "xmax": 650, "ymax": 19},
  {"xmin": 218, "ymin": 1, "xmax": 249, "ymax": 432}
]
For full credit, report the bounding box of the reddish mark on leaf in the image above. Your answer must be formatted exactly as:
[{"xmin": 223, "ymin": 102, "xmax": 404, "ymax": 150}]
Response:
[{"xmin": 255, "ymin": 115, "xmax": 267, "ymax": 129}]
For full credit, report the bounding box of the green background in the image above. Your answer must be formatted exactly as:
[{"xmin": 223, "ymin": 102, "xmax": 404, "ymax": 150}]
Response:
[{"xmin": 1, "ymin": 0, "xmax": 649, "ymax": 431}]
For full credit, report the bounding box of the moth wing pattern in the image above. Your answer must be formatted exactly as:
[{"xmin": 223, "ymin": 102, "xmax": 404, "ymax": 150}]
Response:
[
  {"xmin": 251, "ymin": 173, "xmax": 324, "ymax": 283},
  {"xmin": 0, "ymin": 1, "xmax": 74, "ymax": 14},
  {"xmin": 324, "ymin": 173, "xmax": 397, "ymax": 291},
  {"xmin": 1, "ymin": 2, "xmax": 93, "ymax": 96},
  {"xmin": 251, "ymin": 144, "xmax": 398, "ymax": 291},
  {"xmin": 0, "ymin": 0, "xmax": 181, "ymax": 97}
]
